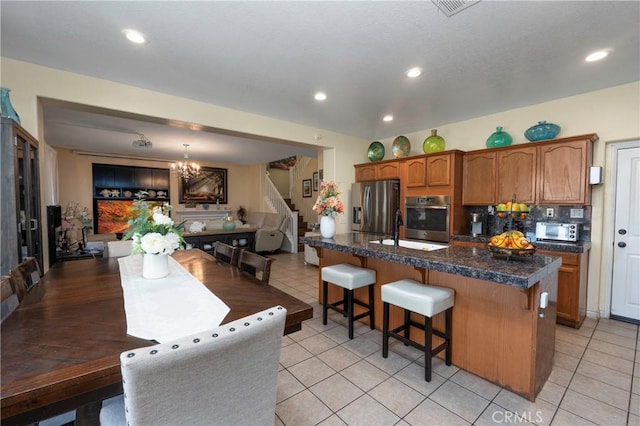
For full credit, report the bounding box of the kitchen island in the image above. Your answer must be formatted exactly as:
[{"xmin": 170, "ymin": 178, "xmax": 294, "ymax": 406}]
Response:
[{"xmin": 300, "ymin": 232, "xmax": 562, "ymax": 401}]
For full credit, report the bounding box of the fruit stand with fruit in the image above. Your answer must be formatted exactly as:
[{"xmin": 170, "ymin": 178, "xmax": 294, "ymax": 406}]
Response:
[{"xmin": 487, "ymin": 198, "xmax": 536, "ymax": 259}]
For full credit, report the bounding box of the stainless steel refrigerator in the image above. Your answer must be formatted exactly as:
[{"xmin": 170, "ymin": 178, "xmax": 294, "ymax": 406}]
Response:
[{"xmin": 351, "ymin": 180, "xmax": 400, "ymax": 234}]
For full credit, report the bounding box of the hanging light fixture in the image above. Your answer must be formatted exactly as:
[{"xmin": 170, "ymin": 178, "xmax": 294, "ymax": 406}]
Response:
[{"xmin": 171, "ymin": 143, "xmax": 201, "ymax": 181}]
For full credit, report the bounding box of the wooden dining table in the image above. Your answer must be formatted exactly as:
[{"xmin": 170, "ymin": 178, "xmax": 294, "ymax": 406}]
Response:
[{"xmin": 1, "ymin": 249, "xmax": 313, "ymax": 425}]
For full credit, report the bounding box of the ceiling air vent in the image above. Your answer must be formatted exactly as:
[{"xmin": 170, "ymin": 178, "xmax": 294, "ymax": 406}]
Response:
[{"xmin": 432, "ymin": 0, "xmax": 481, "ymax": 17}]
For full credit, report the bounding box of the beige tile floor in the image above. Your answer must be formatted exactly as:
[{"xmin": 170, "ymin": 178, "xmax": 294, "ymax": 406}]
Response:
[{"xmin": 269, "ymin": 252, "xmax": 639, "ymax": 426}]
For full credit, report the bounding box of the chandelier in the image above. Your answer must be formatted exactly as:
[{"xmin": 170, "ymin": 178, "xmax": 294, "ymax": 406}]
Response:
[{"xmin": 171, "ymin": 144, "xmax": 201, "ymax": 181}]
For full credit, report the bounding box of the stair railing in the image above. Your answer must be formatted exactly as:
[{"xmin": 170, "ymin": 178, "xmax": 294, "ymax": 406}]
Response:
[
  {"xmin": 264, "ymin": 173, "xmax": 298, "ymax": 253},
  {"xmin": 289, "ymin": 157, "xmax": 311, "ymax": 198}
]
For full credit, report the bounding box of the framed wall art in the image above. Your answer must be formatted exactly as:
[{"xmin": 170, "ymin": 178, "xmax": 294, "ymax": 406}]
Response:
[
  {"xmin": 313, "ymin": 172, "xmax": 319, "ymax": 192},
  {"xmin": 179, "ymin": 167, "xmax": 228, "ymax": 204},
  {"xmin": 302, "ymin": 179, "xmax": 312, "ymax": 198}
]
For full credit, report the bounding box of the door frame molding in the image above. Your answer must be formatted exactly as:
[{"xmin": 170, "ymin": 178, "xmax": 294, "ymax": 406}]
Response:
[{"xmin": 602, "ymin": 138, "xmax": 640, "ymax": 319}]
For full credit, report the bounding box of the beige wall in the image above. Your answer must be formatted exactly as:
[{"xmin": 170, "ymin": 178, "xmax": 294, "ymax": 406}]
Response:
[{"xmin": 3, "ymin": 57, "xmax": 638, "ymax": 318}]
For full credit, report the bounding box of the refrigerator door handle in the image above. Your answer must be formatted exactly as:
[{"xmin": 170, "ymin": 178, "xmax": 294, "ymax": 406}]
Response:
[{"xmin": 363, "ymin": 185, "xmax": 371, "ymax": 230}]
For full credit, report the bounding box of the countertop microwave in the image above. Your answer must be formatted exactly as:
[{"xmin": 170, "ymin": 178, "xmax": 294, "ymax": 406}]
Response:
[{"xmin": 535, "ymin": 222, "xmax": 580, "ymax": 242}]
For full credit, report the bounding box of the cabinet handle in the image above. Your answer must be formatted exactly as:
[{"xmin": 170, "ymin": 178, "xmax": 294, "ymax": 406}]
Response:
[
  {"xmin": 618, "ymin": 242, "xmax": 627, "ymax": 248},
  {"xmin": 30, "ymin": 219, "xmax": 39, "ymax": 231}
]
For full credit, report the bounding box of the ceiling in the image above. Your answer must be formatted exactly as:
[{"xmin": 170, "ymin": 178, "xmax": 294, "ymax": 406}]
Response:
[{"xmin": 1, "ymin": 1, "xmax": 639, "ymax": 165}]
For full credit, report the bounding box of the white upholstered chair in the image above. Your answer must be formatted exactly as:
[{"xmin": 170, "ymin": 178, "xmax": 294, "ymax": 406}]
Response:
[
  {"xmin": 100, "ymin": 305, "xmax": 287, "ymax": 426},
  {"xmin": 105, "ymin": 240, "xmax": 133, "ymax": 258}
]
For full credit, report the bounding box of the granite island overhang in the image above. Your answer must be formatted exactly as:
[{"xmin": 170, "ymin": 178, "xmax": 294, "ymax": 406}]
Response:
[{"xmin": 300, "ymin": 232, "xmax": 562, "ymax": 401}]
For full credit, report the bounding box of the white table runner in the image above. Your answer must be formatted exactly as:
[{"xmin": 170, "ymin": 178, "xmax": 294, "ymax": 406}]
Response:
[{"xmin": 118, "ymin": 255, "xmax": 231, "ymax": 343}]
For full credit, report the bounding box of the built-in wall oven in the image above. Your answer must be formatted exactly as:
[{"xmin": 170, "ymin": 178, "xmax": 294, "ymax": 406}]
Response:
[{"xmin": 405, "ymin": 196, "xmax": 450, "ymax": 243}]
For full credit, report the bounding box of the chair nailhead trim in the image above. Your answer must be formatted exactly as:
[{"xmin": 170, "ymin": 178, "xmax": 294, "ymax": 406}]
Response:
[
  {"xmin": 277, "ymin": 306, "xmax": 283, "ymax": 310},
  {"xmin": 172, "ymin": 344, "xmax": 179, "ymax": 349},
  {"xmin": 230, "ymin": 327, "xmax": 236, "ymax": 332},
  {"xmin": 244, "ymin": 322, "xmax": 250, "ymax": 326},
  {"xmin": 257, "ymin": 317, "xmax": 263, "ymax": 321},
  {"xmin": 193, "ymin": 338, "xmax": 200, "ymax": 343},
  {"xmin": 268, "ymin": 312, "xmax": 274, "ymax": 315},
  {"xmin": 212, "ymin": 333, "xmax": 219, "ymax": 338},
  {"xmin": 127, "ymin": 353, "xmax": 135, "ymax": 358},
  {"xmin": 150, "ymin": 349, "xmax": 158, "ymax": 355}
]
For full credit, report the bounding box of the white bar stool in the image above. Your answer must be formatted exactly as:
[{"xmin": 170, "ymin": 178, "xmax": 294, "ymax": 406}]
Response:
[
  {"xmin": 381, "ymin": 279, "xmax": 454, "ymax": 381},
  {"xmin": 322, "ymin": 263, "xmax": 376, "ymax": 339}
]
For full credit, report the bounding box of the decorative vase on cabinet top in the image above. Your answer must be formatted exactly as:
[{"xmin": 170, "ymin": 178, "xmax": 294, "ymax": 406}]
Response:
[
  {"xmin": 0, "ymin": 87, "xmax": 21, "ymax": 123},
  {"xmin": 524, "ymin": 121, "xmax": 560, "ymax": 141},
  {"xmin": 223, "ymin": 215, "xmax": 236, "ymax": 231},
  {"xmin": 486, "ymin": 126, "xmax": 513, "ymax": 148},
  {"xmin": 422, "ymin": 129, "xmax": 446, "ymax": 153}
]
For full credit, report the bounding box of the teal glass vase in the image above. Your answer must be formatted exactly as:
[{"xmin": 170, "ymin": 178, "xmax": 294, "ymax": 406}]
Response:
[
  {"xmin": 422, "ymin": 129, "xmax": 446, "ymax": 153},
  {"xmin": 1, "ymin": 87, "xmax": 21, "ymax": 123},
  {"xmin": 223, "ymin": 216, "xmax": 236, "ymax": 231},
  {"xmin": 486, "ymin": 126, "xmax": 512, "ymax": 148}
]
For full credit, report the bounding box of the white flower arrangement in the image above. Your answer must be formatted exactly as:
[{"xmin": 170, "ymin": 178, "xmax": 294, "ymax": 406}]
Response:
[{"xmin": 123, "ymin": 193, "xmax": 185, "ymax": 255}]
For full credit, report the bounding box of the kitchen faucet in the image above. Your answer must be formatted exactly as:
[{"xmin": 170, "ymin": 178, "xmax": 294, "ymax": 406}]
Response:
[{"xmin": 394, "ymin": 209, "xmax": 403, "ymax": 247}]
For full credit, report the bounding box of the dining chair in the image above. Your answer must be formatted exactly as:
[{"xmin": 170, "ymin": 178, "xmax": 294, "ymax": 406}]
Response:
[
  {"xmin": 238, "ymin": 250, "xmax": 273, "ymax": 284},
  {"xmin": 99, "ymin": 306, "xmax": 287, "ymax": 426},
  {"xmin": 1, "ymin": 275, "xmax": 19, "ymax": 323},
  {"xmin": 10, "ymin": 257, "xmax": 42, "ymax": 298},
  {"xmin": 213, "ymin": 241, "xmax": 239, "ymax": 266},
  {"xmin": 105, "ymin": 240, "xmax": 133, "ymax": 258}
]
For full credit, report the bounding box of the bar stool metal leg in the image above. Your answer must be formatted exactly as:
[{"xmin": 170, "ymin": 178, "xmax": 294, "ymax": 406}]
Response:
[
  {"xmin": 368, "ymin": 284, "xmax": 375, "ymax": 329},
  {"xmin": 347, "ymin": 289, "xmax": 354, "ymax": 339},
  {"xmin": 445, "ymin": 307, "xmax": 452, "ymax": 366}
]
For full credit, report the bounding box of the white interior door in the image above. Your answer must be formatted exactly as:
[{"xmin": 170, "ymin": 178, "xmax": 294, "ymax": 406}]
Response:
[{"xmin": 611, "ymin": 145, "xmax": 640, "ymax": 322}]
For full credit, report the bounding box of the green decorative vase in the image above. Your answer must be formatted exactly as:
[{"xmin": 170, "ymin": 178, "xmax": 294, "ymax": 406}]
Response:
[
  {"xmin": 1, "ymin": 87, "xmax": 21, "ymax": 123},
  {"xmin": 222, "ymin": 215, "xmax": 236, "ymax": 231},
  {"xmin": 422, "ymin": 129, "xmax": 446, "ymax": 153},
  {"xmin": 486, "ymin": 126, "xmax": 512, "ymax": 148}
]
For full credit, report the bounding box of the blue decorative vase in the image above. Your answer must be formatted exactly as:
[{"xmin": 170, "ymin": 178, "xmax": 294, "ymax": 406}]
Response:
[
  {"xmin": 524, "ymin": 121, "xmax": 560, "ymax": 141},
  {"xmin": 486, "ymin": 126, "xmax": 512, "ymax": 148},
  {"xmin": 0, "ymin": 87, "xmax": 21, "ymax": 123},
  {"xmin": 422, "ymin": 129, "xmax": 446, "ymax": 153}
]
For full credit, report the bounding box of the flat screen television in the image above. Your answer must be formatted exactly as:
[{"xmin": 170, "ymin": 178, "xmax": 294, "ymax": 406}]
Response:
[
  {"xmin": 94, "ymin": 200, "xmax": 135, "ymax": 234},
  {"xmin": 94, "ymin": 199, "xmax": 171, "ymax": 234}
]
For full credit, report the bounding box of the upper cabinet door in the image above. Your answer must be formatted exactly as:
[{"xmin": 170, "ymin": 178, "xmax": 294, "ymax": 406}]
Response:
[
  {"xmin": 425, "ymin": 154, "xmax": 451, "ymax": 187},
  {"xmin": 497, "ymin": 147, "xmax": 537, "ymax": 204},
  {"xmin": 354, "ymin": 164, "xmax": 376, "ymax": 182},
  {"xmin": 462, "ymin": 152, "xmax": 496, "ymax": 205},
  {"xmin": 376, "ymin": 162, "xmax": 399, "ymax": 179},
  {"xmin": 405, "ymin": 157, "xmax": 426, "ymax": 187},
  {"xmin": 538, "ymin": 139, "xmax": 591, "ymax": 204}
]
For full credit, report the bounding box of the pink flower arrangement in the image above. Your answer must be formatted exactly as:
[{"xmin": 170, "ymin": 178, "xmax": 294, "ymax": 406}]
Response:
[{"xmin": 312, "ymin": 180, "xmax": 345, "ymax": 217}]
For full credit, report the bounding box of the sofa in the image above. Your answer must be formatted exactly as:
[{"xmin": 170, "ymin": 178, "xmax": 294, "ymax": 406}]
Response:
[{"xmin": 246, "ymin": 211, "xmax": 286, "ymax": 253}]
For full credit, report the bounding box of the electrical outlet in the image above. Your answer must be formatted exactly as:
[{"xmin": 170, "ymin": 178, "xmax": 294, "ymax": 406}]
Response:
[
  {"xmin": 570, "ymin": 208, "xmax": 584, "ymax": 219},
  {"xmin": 546, "ymin": 208, "xmax": 554, "ymax": 218},
  {"xmin": 487, "ymin": 205, "xmax": 495, "ymax": 215}
]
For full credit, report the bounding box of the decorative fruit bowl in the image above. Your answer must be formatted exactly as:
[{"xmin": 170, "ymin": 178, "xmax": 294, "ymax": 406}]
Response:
[
  {"xmin": 486, "ymin": 230, "xmax": 537, "ymax": 259},
  {"xmin": 486, "ymin": 244, "xmax": 537, "ymax": 259}
]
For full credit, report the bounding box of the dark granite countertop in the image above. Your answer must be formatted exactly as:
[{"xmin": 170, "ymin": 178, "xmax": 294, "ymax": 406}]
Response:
[
  {"xmin": 300, "ymin": 232, "xmax": 562, "ymax": 289},
  {"xmin": 451, "ymin": 234, "xmax": 591, "ymax": 254}
]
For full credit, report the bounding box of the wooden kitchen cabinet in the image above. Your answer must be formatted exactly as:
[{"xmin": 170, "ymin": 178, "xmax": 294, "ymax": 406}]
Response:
[
  {"xmin": 497, "ymin": 146, "xmax": 537, "ymax": 204},
  {"xmin": 426, "ymin": 154, "xmax": 451, "ymax": 187},
  {"xmin": 404, "ymin": 157, "xmax": 426, "ymax": 187},
  {"xmin": 538, "ymin": 249, "xmax": 589, "ymax": 328},
  {"xmin": 462, "ymin": 151, "xmax": 496, "ymax": 205},
  {"xmin": 538, "ymin": 137, "xmax": 594, "ymax": 204},
  {"xmin": 354, "ymin": 159, "xmax": 399, "ymax": 181}
]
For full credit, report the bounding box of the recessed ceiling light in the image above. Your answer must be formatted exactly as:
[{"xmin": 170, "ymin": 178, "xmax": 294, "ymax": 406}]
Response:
[
  {"xmin": 122, "ymin": 29, "xmax": 147, "ymax": 44},
  {"xmin": 406, "ymin": 67, "xmax": 422, "ymax": 78},
  {"xmin": 314, "ymin": 92, "xmax": 327, "ymax": 101},
  {"xmin": 383, "ymin": 115, "xmax": 394, "ymax": 122},
  {"xmin": 585, "ymin": 49, "xmax": 609, "ymax": 62}
]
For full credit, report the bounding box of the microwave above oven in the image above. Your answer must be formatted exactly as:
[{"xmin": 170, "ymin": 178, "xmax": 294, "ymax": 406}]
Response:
[
  {"xmin": 535, "ymin": 222, "xmax": 580, "ymax": 242},
  {"xmin": 404, "ymin": 196, "xmax": 450, "ymax": 243}
]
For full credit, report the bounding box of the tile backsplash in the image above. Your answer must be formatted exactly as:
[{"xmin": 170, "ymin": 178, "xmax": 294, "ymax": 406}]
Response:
[{"xmin": 468, "ymin": 205, "xmax": 591, "ymax": 242}]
